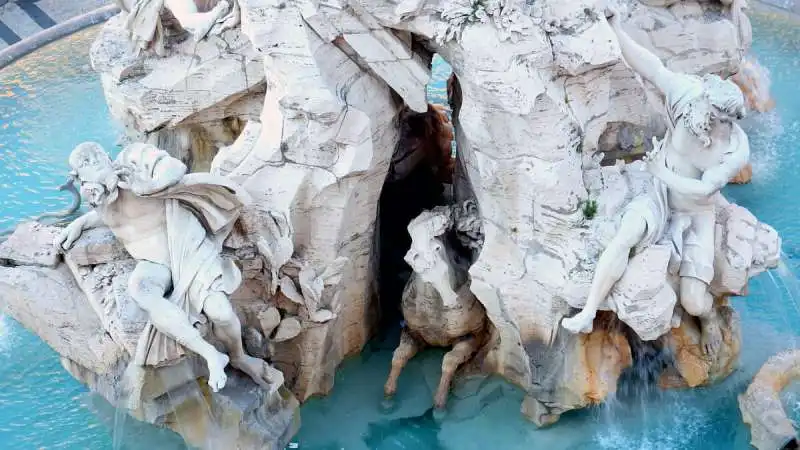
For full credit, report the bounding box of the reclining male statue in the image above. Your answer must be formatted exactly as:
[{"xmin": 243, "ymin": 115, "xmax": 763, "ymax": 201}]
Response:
[
  {"xmin": 54, "ymin": 141, "xmax": 282, "ymax": 406},
  {"xmin": 561, "ymin": 8, "xmax": 750, "ymax": 357}
]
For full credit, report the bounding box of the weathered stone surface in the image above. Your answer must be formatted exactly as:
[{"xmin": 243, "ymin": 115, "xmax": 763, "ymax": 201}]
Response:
[
  {"xmin": 0, "ymin": 222, "xmax": 61, "ymax": 267},
  {"xmin": 63, "ymin": 357, "xmax": 300, "ymax": 450},
  {"xmin": 64, "ymin": 257, "xmax": 147, "ymax": 355},
  {"xmin": 739, "ymin": 350, "xmax": 800, "ymax": 450},
  {"xmin": 524, "ymin": 313, "xmax": 632, "ymax": 425},
  {"xmin": 660, "ymin": 303, "xmax": 741, "ymax": 388},
  {"xmin": 607, "ymin": 244, "xmax": 677, "ymax": 341},
  {"xmin": 0, "ymin": 264, "xmax": 123, "ymax": 374},
  {"xmin": 65, "ymin": 227, "xmax": 130, "ymax": 265},
  {"xmin": 91, "ymin": 15, "xmax": 265, "ymax": 134},
  {"xmin": 711, "ymin": 198, "xmax": 782, "ymax": 296}
]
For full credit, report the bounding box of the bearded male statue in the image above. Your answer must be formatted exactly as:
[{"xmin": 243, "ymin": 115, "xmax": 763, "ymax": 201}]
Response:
[
  {"xmin": 561, "ymin": 8, "xmax": 750, "ymax": 358},
  {"xmin": 54, "ymin": 141, "xmax": 282, "ymax": 406}
]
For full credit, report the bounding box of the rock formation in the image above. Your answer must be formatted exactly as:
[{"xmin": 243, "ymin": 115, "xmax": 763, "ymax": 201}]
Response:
[
  {"xmin": 739, "ymin": 350, "xmax": 800, "ymax": 450},
  {"xmin": 0, "ymin": 0, "xmax": 784, "ymax": 447}
]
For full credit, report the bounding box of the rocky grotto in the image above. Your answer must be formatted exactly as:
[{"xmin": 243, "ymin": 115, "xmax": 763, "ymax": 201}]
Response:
[{"xmin": 0, "ymin": 0, "xmax": 796, "ymax": 449}]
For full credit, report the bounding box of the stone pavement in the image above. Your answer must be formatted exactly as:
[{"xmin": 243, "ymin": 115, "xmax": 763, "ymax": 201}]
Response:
[{"xmin": 0, "ymin": 0, "xmax": 110, "ymax": 50}]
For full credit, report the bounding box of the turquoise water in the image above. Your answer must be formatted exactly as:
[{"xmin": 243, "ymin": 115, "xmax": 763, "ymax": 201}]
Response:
[
  {"xmin": 0, "ymin": 12, "xmax": 798, "ymax": 450},
  {"xmin": 0, "ymin": 27, "xmax": 187, "ymax": 449}
]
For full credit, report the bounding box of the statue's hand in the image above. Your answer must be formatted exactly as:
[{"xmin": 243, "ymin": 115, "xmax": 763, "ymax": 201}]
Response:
[
  {"xmin": 644, "ymin": 137, "xmax": 667, "ymax": 176},
  {"xmin": 53, "ymin": 222, "xmax": 83, "ymax": 252}
]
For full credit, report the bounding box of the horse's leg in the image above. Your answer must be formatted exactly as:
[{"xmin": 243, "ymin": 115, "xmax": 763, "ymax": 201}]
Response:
[
  {"xmin": 384, "ymin": 329, "xmax": 422, "ymax": 399},
  {"xmin": 434, "ymin": 334, "xmax": 479, "ymax": 410}
]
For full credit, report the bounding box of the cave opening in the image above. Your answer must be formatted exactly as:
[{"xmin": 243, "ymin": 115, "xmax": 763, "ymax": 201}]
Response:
[{"xmin": 373, "ymin": 50, "xmax": 462, "ymax": 341}]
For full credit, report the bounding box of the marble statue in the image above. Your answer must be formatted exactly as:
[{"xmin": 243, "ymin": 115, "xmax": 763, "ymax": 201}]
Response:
[
  {"xmin": 384, "ymin": 203, "xmax": 487, "ymax": 412},
  {"xmin": 53, "ymin": 141, "xmax": 282, "ymax": 406},
  {"xmin": 115, "ymin": 0, "xmax": 240, "ymax": 55},
  {"xmin": 561, "ymin": 8, "xmax": 750, "ymax": 358}
]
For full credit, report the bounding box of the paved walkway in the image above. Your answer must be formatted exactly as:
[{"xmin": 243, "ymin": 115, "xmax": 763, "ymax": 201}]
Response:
[{"xmin": 0, "ymin": 0, "xmax": 110, "ymax": 50}]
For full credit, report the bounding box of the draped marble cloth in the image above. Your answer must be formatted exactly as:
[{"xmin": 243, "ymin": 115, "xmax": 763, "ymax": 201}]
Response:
[
  {"xmin": 116, "ymin": 143, "xmax": 251, "ymax": 369},
  {"xmin": 124, "ymin": 0, "xmax": 167, "ymax": 55}
]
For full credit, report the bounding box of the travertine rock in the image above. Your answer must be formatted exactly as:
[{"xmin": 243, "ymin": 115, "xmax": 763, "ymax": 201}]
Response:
[
  {"xmin": 730, "ymin": 163, "xmax": 753, "ymax": 184},
  {"xmin": 660, "ymin": 303, "xmax": 741, "ymax": 388},
  {"xmin": 0, "ymin": 264, "xmax": 123, "ymax": 374},
  {"xmin": 739, "ymin": 350, "xmax": 800, "ymax": 450},
  {"xmin": 0, "ymin": 222, "xmax": 61, "ymax": 267},
  {"xmin": 711, "ymin": 198, "xmax": 782, "ymax": 296},
  {"xmin": 65, "ymin": 227, "xmax": 130, "ymax": 266},
  {"xmin": 523, "ymin": 313, "xmax": 632, "ymax": 426}
]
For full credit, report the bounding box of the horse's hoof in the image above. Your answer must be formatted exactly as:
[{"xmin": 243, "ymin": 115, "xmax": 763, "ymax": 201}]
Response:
[
  {"xmin": 433, "ymin": 407, "xmax": 448, "ymax": 422},
  {"xmin": 381, "ymin": 396, "xmax": 396, "ymax": 413}
]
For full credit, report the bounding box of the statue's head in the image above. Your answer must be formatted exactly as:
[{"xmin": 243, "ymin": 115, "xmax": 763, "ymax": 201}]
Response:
[
  {"xmin": 404, "ymin": 206, "xmax": 454, "ymax": 283},
  {"xmin": 68, "ymin": 142, "xmax": 119, "ymax": 207},
  {"xmin": 685, "ymin": 74, "xmax": 746, "ymax": 147}
]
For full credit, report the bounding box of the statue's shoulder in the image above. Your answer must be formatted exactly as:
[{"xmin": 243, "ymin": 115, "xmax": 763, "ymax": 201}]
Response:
[{"xmin": 117, "ymin": 143, "xmax": 186, "ymax": 176}]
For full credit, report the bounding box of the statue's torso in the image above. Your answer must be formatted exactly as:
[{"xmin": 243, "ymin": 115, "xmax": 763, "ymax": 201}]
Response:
[
  {"xmin": 664, "ymin": 122, "xmax": 737, "ymax": 212},
  {"xmin": 99, "ymin": 190, "xmax": 170, "ymax": 265}
]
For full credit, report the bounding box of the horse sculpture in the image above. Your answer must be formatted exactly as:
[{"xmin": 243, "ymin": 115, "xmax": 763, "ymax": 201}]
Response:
[{"xmin": 383, "ymin": 201, "xmax": 487, "ymax": 412}]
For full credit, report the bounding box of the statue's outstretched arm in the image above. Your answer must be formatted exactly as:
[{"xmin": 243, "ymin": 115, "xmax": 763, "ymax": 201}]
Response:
[
  {"xmin": 650, "ymin": 125, "xmax": 750, "ymax": 197},
  {"xmin": 77, "ymin": 210, "xmax": 105, "ymax": 230},
  {"xmin": 608, "ymin": 12, "xmax": 677, "ymax": 96},
  {"xmin": 54, "ymin": 210, "xmax": 104, "ymax": 252}
]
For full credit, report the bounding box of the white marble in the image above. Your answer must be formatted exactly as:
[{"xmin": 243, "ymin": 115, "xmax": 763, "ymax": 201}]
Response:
[{"xmin": 0, "ymin": 0, "xmax": 783, "ymax": 443}]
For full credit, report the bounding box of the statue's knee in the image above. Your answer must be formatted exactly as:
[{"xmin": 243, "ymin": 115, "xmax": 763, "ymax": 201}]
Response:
[
  {"xmin": 204, "ymin": 294, "xmax": 237, "ymax": 326},
  {"xmin": 128, "ymin": 278, "xmax": 157, "ymax": 311},
  {"xmin": 680, "ymin": 279, "xmax": 712, "ymax": 317}
]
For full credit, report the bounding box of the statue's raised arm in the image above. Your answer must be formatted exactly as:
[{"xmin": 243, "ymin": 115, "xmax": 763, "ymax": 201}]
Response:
[{"xmin": 606, "ymin": 8, "xmax": 681, "ymax": 97}]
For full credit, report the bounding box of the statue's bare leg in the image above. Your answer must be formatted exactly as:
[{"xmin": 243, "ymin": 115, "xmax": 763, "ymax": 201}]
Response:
[
  {"xmin": 384, "ymin": 329, "xmax": 422, "ymax": 400},
  {"xmin": 681, "ymin": 277, "xmax": 721, "ymax": 357},
  {"xmin": 678, "ymin": 212, "xmax": 721, "ymax": 358},
  {"xmin": 562, "ymin": 212, "xmax": 647, "ymax": 334},
  {"xmin": 434, "ymin": 335, "xmax": 479, "ymax": 410},
  {"xmin": 128, "ymin": 261, "xmax": 230, "ymax": 392},
  {"xmin": 203, "ymin": 292, "xmax": 283, "ymax": 393}
]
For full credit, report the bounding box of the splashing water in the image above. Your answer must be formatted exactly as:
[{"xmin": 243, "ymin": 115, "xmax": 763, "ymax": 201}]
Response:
[
  {"xmin": 731, "ymin": 56, "xmax": 776, "ymax": 113},
  {"xmin": 0, "ymin": 314, "xmax": 13, "ymax": 354}
]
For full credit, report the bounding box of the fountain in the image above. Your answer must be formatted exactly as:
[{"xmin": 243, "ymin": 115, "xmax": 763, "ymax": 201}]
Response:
[{"xmin": 0, "ymin": 0, "xmax": 798, "ymax": 449}]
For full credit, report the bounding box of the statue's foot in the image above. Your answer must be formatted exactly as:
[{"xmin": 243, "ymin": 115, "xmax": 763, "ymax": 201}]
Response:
[
  {"xmin": 561, "ymin": 311, "xmax": 595, "ymax": 334},
  {"xmin": 701, "ymin": 316, "xmax": 724, "ymax": 360},
  {"xmin": 207, "ymin": 352, "xmax": 230, "ymax": 392},
  {"xmin": 231, "ymin": 354, "xmax": 284, "ymax": 395}
]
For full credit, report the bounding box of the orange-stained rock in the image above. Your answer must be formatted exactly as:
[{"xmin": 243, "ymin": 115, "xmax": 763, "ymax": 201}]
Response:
[
  {"xmin": 729, "ymin": 163, "xmax": 753, "ymax": 184},
  {"xmin": 660, "ymin": 301, "xmax": 741, "ymax": 389},
  {"xmin": 523, "ymin": 312, "xmax": 632, "ymax": 427}
]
